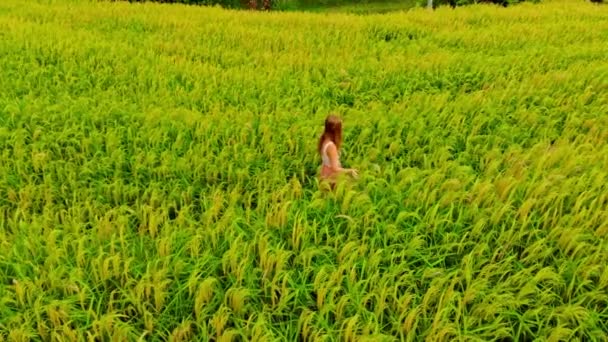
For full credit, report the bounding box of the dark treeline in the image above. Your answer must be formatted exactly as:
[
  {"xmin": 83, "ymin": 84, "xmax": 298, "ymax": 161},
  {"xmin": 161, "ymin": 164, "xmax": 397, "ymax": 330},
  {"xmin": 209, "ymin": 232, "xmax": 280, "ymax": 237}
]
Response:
[{"xmin": 116, "ymin": 0, "xmax": 600, "ymax": 11}]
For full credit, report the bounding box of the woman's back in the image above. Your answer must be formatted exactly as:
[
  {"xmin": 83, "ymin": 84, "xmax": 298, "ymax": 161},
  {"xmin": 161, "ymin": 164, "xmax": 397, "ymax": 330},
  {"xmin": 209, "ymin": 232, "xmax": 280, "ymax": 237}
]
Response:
[{"xmin": 321, "ymin": 140, "xmax": 339, "ymax": 167}]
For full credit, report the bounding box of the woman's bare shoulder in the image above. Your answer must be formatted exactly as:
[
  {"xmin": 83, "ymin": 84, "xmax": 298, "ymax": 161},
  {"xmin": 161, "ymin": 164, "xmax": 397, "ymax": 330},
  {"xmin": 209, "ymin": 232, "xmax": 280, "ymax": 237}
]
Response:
[{"xmin": 325, "ymin": 141, "xmax": 339, "ymax": 155}]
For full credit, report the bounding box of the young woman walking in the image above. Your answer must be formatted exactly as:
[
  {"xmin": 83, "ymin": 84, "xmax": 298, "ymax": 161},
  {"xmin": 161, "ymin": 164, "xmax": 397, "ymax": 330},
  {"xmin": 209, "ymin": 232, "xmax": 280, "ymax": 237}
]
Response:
[{"xmin": 318, "ymin": 115, "xmax": 358, "ymax": 187}]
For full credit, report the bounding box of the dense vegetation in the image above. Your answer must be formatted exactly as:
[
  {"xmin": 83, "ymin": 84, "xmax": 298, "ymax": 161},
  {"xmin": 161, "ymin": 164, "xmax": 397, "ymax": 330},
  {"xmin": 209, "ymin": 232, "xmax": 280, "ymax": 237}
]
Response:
[
  {"xmin": 1, "ymin": 0, "xmax": 607, "ymax": 340},
  {"xmin": 118, "ymin": 0, "xmax": 538, "ymax": 11}
]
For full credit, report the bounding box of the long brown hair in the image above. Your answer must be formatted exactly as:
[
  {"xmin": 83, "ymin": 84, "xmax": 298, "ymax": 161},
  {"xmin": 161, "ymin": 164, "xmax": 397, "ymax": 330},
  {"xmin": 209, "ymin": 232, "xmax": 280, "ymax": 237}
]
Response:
[{"xmin": 318, "ymin": 114, "xmax": 343, "ymax": 154}]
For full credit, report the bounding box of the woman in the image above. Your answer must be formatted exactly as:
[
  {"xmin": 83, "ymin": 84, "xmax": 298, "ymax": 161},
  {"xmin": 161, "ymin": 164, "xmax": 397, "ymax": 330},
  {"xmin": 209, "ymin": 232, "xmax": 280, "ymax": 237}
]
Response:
[{"xmin": 318, "ymin": 115, "xmax": 358, "ymax": 186}]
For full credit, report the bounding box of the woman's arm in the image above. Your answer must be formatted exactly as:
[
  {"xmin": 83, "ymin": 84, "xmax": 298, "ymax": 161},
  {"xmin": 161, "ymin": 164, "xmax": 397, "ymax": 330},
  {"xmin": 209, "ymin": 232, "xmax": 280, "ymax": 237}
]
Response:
[{"xmin": 326, "ymin": 143, "xmax": 358, "ymax": 178}]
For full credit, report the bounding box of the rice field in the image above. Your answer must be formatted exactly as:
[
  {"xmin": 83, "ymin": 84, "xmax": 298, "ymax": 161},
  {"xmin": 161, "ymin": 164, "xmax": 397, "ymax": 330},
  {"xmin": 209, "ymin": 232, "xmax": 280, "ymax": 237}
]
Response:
[{"xmin": 1, "ymin": 0, "xmax": 607, "ymax": 340}]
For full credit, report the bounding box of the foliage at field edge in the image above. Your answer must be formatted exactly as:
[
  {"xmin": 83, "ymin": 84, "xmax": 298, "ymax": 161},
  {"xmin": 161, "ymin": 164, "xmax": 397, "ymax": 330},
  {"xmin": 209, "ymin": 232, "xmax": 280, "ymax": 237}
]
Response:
[
  {"xmin": 112, "ymin": 0, "xmax": 541, "ymax": 11},
  {"xmin": 1, "ymin": 0, "xmax": 608, "ymax": 340}
]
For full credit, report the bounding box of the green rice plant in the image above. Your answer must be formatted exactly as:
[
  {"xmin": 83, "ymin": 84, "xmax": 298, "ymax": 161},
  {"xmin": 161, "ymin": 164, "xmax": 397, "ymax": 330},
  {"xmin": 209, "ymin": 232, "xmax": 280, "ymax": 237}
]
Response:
[{"xmin": 0, "ymin": 0, "xmax": 608, "ymax": 340}]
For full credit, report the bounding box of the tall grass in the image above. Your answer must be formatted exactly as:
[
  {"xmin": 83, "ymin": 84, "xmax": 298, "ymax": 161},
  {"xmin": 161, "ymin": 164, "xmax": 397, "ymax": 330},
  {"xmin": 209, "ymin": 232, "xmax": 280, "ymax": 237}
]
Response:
[{"xmin": 0, "ymin": 0, "xmax": 607, "ymax": 340}]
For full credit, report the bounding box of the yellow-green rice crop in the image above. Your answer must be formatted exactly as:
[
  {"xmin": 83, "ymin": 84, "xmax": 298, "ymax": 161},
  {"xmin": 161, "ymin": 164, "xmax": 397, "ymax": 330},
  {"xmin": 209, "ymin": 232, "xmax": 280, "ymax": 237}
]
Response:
[{"xmin": 1, "ymin": 0, "xmax": 607, "ymax": 340}]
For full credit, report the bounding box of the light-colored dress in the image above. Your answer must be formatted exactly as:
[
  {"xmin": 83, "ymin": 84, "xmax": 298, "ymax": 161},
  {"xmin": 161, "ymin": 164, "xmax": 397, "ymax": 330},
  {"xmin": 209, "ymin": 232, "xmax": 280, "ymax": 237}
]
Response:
[{"xmin": 320, "ymin": 141, "xmax": 340, "ymax": 179}]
